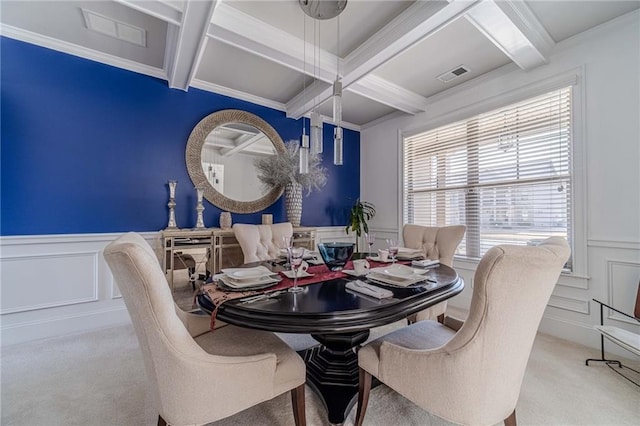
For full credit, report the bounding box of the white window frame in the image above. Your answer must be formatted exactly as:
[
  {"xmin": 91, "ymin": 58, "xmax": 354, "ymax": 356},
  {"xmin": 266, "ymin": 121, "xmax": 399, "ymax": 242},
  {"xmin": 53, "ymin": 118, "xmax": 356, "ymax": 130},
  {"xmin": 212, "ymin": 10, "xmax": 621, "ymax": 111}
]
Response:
[{"xmin": 399, "ymin": 70, "xmax": 588, "ymax": 279}]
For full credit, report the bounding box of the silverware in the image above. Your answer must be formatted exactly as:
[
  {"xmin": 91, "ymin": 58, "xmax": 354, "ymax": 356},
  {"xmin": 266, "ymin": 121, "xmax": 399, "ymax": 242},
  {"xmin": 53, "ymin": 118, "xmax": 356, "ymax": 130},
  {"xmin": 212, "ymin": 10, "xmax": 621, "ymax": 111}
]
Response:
[{"xmin": 240, "ymin": 290, "xmax": 284, "ymax": 304}]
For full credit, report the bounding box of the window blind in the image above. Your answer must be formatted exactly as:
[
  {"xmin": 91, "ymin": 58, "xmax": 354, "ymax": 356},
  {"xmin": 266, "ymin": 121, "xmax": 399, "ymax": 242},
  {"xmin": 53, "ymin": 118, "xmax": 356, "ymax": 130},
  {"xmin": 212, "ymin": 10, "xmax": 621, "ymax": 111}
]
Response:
[{"xmin": 403, "ymin": 87, "xmax": 572, "ymax": 267}]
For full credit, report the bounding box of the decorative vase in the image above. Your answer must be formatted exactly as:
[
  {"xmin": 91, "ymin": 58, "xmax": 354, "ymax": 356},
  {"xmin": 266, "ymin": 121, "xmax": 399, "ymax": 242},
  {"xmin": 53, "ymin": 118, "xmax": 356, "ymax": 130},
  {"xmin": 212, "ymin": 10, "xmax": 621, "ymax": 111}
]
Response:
[
  {"xmin": 285, "ymin": 182, "xmax": 302, "ymax": 227},
  {"xmin": 219, "ymin": 211, "xmax": 232, "ymax": 230}
]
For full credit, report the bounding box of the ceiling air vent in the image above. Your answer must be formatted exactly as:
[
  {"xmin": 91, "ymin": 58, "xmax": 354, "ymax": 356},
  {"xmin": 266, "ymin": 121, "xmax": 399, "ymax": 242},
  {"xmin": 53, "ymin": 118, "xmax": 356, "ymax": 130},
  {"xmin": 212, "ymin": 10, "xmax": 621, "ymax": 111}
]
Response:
[
  {"xmin": 437, "ymin": 65, "xmax": 470, "ymax": 83},
  {"xmin": 81, "ymin": 9, "xmax": 146, "ymax": 47}
]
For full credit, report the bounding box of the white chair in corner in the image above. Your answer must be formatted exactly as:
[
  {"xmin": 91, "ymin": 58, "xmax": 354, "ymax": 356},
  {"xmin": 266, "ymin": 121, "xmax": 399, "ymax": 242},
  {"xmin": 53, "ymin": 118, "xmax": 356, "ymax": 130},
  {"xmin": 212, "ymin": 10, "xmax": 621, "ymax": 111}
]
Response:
[
  {"xmin": 233, "ymin": 222, "xmax": 293, "ymax": 263},
  {"xmin": 403, "ymin": 224, "xmax": 466, "ymax": 323},
  {"xmin": 104, "ymin": 232, "xmax": 306, "ymax": 426},
  {"xmin": 355, "ymin": 237, "xmax": 570, "ymax": 426}
]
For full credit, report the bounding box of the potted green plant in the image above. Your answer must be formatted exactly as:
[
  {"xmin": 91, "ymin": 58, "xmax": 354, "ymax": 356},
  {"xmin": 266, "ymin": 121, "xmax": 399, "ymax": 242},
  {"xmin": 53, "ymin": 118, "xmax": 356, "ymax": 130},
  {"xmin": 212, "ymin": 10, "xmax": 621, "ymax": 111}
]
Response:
[
  {"xmin": 345, "ymin": 199, "xmax": 376, "ymax": 251},
  {"xmin": 254, "ymin": 141, "xmax": 327, "ymax": 226}
]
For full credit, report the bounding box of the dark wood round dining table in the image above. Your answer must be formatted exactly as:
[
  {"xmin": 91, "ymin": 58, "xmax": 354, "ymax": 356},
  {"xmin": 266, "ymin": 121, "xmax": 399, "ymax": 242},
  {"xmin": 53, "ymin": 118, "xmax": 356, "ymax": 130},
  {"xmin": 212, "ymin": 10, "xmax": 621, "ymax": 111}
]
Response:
[{"xmin": 197, "ymin": 257, "xmax": 464, "ymax": 424}]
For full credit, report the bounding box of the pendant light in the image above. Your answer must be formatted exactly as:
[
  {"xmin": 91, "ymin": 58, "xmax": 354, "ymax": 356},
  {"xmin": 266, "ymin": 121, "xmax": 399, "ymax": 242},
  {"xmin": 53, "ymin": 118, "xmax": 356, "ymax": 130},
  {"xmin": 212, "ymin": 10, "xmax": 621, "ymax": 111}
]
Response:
[
  {"xmin": 299, "ymin": 11, "xmax": 310, "ymax": 174},
  {"xmin": 333, "ymin": 13, "xmax": 343, "ymax": 165},
  {"xmin": 299, "ymin": 1, "xmax": 347, "ymax": 165}
]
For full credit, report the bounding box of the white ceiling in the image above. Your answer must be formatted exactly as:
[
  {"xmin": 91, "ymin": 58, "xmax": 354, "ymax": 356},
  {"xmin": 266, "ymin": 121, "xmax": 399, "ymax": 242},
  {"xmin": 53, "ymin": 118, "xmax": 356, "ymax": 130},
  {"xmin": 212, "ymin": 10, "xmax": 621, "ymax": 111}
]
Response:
[{"xmin": 1, "ymin": 0, "xmax": 638, "ymax": 129}]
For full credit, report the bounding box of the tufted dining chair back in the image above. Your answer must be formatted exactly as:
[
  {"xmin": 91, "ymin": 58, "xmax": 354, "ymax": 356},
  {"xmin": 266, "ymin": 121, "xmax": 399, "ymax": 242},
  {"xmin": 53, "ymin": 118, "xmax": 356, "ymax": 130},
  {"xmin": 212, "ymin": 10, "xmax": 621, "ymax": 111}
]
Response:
[
  {"xmin": 104, "ymin": 232, "xmax": 306, "ymax": 426},
  {"xmin": 403, "ymin": 224, "xmax": 466, "ymax": 322},
  {"xmin": 233, "ymin": 222, "xmax": 294, "ymax": 264},
  {"xmin": 402, "ymin": 224, "xmax": 466, "ymax": 267},
  {"xmin": 355, "ymin": 237, "xmax": 570, "ymax": 426}
]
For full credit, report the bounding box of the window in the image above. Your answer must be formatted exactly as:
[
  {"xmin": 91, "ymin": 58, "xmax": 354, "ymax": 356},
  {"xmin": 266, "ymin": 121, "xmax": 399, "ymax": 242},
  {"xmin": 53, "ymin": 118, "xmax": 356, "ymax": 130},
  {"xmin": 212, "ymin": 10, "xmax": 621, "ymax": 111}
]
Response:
[{"xmin": 403, "ymin": 86, "xmax": 572, "ymax": 269}]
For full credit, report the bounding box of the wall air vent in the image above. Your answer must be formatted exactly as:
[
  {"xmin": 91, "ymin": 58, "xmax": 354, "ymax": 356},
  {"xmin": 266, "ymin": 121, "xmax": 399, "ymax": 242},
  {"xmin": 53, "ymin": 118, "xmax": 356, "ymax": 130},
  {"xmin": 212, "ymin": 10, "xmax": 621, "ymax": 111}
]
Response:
[
  {"xmin": 81, "ymin": 9, "xmax": 146, "ymax": 47},
  {"xmin": 437, "ymin": 65, "xmax": 470, "ymax": 83}
]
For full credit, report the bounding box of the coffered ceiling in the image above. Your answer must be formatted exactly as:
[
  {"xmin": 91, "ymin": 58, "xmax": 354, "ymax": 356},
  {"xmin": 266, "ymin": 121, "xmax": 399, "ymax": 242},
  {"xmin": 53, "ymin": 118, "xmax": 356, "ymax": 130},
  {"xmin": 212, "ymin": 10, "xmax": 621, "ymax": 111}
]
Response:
[{"xmin": 2, "ymin": 1, "xmax": 638, "ymax": 129}]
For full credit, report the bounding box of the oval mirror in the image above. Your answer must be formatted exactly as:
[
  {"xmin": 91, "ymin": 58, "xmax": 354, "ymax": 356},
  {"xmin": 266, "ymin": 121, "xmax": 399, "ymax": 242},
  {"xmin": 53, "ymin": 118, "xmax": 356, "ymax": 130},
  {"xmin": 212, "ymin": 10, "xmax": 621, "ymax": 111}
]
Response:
[{"xmin": 186, "ymin": 110, "xmax": 286, "ymax": 213}]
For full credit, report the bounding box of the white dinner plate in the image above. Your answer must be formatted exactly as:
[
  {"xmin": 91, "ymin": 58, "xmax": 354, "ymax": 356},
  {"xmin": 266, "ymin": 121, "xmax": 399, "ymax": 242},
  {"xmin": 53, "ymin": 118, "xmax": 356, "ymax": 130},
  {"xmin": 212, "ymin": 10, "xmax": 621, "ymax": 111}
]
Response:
[
  {"xmin": 219, "ymin": 274, "xmax": 281, "ymax": 289},
  {"xmin": 366, "ymin": 273, "xmax": 427, "ymax": 288},
  {"xmin": 221, "ymin": 266, "xmax": 274, "ymax": 280},
  {"xmin": 372, "ymin": 264, "xmax": 427, "ymax": 279}
]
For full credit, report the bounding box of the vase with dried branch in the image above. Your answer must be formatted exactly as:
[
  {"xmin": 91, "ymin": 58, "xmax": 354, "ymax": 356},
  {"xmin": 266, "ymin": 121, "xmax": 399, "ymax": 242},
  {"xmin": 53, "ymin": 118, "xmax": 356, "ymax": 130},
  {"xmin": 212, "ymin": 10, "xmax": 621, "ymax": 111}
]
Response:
[{"xmin": 255, "ymin": 141, "xmax": 327, "ymax": 226}]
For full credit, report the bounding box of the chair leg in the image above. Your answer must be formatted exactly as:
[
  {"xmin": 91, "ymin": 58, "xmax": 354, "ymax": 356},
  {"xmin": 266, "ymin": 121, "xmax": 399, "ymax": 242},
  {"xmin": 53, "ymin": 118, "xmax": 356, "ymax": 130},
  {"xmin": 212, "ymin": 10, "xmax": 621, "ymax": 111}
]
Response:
[
  {"xmin": 504, "ymin": 409, "xmax": 517, "ymax": 426},
  {"xmin": 355, "ymin": 368, "xmax": 372, "ymax": 426},
  {"xmin": 437, "ymin": 313, "xmax": 445, "ymax": 324},
  {"xmin": 157, "ymin": 415, "xmax": 167, "ymax": 426},
  {"xmin": 291, "ymin": 384, "xmax": 306, "ymax": 426},
  {"xmin": 407, "ymin": 313, "xmax": 417, "ymax": 324}
]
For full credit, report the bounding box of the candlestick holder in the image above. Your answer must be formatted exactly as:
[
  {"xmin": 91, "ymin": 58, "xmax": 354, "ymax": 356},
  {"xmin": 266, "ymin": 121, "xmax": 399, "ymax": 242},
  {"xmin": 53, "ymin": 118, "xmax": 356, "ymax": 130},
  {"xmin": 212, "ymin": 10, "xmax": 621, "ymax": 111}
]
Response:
[
  {"xmin": 194, "ymin": 186, "xmax": 206, "ymax": 229},
  {"xmin": 166, "ymin": 180, "xmax": 178, "ymax": 229}
]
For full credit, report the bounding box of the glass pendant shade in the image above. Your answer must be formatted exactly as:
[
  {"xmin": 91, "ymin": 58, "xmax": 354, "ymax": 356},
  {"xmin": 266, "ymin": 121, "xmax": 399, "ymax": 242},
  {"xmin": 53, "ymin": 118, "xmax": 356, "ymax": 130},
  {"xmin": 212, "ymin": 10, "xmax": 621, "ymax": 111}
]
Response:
[
  {"xmin": 300, "ymin": 133, "xmax": 310, "ymax": 174},
  {"xmin": 333, "ymin": 127, "xmax": 343, "ymax": 165},
  {"xmin": 310, "ymin": 111, "xmax": 323, "ymax": 154},
  {"xmin": 332, "ymin": 79, "xmax": 343, "ymax": 125}
]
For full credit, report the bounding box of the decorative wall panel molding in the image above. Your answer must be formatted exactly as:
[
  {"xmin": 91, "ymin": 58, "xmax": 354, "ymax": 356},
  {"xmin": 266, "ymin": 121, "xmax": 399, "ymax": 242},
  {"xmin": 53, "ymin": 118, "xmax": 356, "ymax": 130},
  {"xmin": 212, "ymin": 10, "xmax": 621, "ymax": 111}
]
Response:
[
  {"xmin": 606, "ymin": 260, "xmax": 640, "ymax": 325},
  {"xmin": 588, "ymin": 239, "xmax": 640, "ymax": 250},
  {"xmin": 548, "ymin": 295, "xmax": 590, "ymax": 314},
  {"xmin": 0, "ymin": 251, "xmax": 99, "ymax": 314}
]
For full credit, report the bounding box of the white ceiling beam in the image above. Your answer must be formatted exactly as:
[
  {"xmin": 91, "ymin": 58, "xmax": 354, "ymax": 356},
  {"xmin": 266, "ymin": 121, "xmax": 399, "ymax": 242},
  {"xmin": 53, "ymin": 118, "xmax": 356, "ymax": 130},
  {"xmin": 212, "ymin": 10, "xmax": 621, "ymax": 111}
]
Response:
[
  {"xmin": 286, "ymin": 0, "xmax": 480, "ymax": 119},
  {"xmin": 165, "ymin": 0, "xmax": 217, "ymax": 91},
  {"xmin": 209, "ymin": 2, "xmax": 428, "ymax": 116},
  {"xmin": 113, "ymin": 0, "xmax": 183, "ymax": 26},
  {"xmin": 463, "ymin": 0, "xmax": 555, "ymax": 70}
]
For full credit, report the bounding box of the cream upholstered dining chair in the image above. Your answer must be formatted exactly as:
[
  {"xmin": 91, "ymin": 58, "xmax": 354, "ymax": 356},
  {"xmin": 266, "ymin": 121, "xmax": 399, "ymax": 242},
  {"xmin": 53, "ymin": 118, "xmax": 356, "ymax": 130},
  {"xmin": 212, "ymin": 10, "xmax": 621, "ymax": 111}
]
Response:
[
  {"xmin": 355, "ymin": 237, "xmax": 570, "ymax": 426},
  {"xmin": 104, "ymin": 232, "xmax": 306, "ymax": 426},
  {"xmin": 233, "ymin": 222, "xmax": 293, "ymax": 263},
  {"xmin": 403, "ymin": 224, "xmax": 466, "ymax": 323}
]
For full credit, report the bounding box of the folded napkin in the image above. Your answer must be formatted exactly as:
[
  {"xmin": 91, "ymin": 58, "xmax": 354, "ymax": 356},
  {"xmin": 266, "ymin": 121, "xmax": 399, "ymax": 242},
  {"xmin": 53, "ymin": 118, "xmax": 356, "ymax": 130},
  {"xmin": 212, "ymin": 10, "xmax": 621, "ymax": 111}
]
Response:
[
  {"xmin": 411, "ymin": 259, "xmax": 440, "ymax": 267},
  {"xmin": 345, "ymin": 280, "xmax": 393, "ymax": 299}
]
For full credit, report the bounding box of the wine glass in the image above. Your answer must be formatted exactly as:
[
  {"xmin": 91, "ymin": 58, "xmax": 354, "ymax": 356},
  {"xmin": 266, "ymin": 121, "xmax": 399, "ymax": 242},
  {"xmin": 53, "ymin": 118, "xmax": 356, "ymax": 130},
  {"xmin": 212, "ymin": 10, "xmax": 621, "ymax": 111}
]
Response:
[
  {"xmin": 365, "ymin": 233, "xmax": 376, "ymax": 257},
  {"xmin": 281, "ymin": 235, "xmax": 292, "ymax": 267},
  {"xmin": 386, "ymin": 238, "xmax": 399, "ymax": 264},
  {"xmin": 288, "ymin": 246, "xmax": 305, "ymax": 293}
]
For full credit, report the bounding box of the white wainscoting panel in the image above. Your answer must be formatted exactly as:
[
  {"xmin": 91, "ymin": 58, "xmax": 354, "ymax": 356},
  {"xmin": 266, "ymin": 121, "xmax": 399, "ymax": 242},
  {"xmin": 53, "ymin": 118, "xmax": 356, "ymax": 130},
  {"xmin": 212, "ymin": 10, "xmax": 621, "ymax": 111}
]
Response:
[
  {"xmin": 1, "ymin": 252, "xmax": 98, "ymax": 314},
  {"xmin": 606, "ymin": 260, "xmax": 640, "ymax": 325},
  {"xmin": 0, "ymin": 232, "xmax": 159, "ymax": 346}
]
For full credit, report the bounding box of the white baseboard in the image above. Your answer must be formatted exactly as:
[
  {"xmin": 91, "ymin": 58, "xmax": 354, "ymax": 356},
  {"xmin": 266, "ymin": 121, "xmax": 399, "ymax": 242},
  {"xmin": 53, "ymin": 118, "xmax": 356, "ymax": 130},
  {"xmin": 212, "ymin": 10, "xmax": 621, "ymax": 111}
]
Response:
[{"xmin": 1, "ymin": 306, "xmax": 131, "ymax": 346}]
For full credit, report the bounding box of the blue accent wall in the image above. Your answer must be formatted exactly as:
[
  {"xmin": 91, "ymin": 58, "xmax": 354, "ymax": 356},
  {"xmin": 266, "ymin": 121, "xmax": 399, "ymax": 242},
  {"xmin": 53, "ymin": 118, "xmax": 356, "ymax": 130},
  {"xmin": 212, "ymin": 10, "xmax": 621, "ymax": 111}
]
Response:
[{"xmin": 0, "ymin": 37, "xmax": 360, "ymax": 236}]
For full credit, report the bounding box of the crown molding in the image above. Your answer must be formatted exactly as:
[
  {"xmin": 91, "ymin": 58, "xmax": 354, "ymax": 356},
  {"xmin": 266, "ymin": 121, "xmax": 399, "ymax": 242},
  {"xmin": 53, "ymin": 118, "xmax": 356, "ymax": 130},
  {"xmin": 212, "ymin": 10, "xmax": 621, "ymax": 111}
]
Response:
[
  {"xmin": 190, "ymin": 78, "xmax": 287, "ymax": 112},
  {"xmin": 0, "ymin": 24, "xmax": 166, "ymax": 80}
]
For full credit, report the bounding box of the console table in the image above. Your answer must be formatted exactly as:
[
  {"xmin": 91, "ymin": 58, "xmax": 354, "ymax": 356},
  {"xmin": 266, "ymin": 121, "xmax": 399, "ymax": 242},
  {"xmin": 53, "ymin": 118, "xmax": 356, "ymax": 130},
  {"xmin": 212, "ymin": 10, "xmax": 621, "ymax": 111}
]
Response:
[{"xmin": 161, "ymin": 226, "xmax": 317, "ymax": 290}]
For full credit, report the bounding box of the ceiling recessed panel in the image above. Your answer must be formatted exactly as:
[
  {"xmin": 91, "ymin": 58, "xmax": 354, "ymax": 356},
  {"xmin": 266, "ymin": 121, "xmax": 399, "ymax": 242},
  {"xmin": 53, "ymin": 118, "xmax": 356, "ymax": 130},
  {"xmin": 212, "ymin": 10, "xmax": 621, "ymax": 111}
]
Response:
[
  {"xmin": 373, "ymin": 17, "xmax": 511, "ymax": 98},
  {"xmin": 315, "ymin": 91, "xmax": 398, "ymax": 126},
  {"xmin": 527, "ymin": 0, "xmax": 640, "ymax": 43},
  {"xmin": 1, "ymin": 1, "xmax": 167, "ymax": 68},
  {"xmin": 223, "ymin": 0, "xmax": 415, "ymax": 56},
  {"xmin": 196, "ymin": 38, "xmax": 312, "ymax": 104}
]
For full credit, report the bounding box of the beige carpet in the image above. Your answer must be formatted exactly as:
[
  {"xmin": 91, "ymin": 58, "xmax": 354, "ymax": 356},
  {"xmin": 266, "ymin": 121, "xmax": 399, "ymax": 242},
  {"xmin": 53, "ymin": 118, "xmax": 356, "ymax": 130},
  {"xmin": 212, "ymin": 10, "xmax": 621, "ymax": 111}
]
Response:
[{"xmin": 1, "ymin": 317, "xmax": 638, "ymax": 426}]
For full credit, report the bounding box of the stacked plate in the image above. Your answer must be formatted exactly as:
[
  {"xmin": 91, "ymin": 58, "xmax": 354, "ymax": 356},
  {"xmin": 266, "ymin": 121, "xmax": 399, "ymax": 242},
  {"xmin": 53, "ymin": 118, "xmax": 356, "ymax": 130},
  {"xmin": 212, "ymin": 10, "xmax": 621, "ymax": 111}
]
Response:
[
  {"xmin": 366, "ymin": 264, "xmax": 429, "ymax": 288},
  {"xmin": 217, "ymin": 266, "xmax": 281, "ymax": 291},
  {"xmin": 396, "ymin": 248, "xmax": 425, "ymax": 260}
]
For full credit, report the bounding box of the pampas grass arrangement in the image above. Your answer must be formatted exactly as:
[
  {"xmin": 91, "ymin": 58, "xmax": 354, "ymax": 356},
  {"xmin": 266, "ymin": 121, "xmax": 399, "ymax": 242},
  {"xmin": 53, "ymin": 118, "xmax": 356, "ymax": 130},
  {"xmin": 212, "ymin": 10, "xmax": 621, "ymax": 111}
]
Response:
[{"xmin": 254, "ymin": 140, "xmax": 327, "ymax": 195}]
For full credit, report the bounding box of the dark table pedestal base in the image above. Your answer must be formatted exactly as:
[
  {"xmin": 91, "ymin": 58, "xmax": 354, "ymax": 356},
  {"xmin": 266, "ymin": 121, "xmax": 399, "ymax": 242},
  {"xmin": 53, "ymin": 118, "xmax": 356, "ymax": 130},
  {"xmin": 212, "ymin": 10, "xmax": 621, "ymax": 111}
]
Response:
[{"xmin": 300, "ymin": 331, "xmax": 370, "ymax": 424}]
